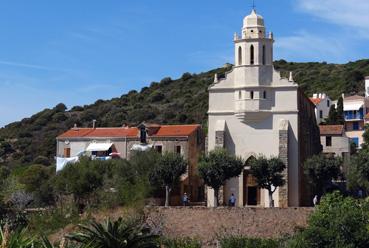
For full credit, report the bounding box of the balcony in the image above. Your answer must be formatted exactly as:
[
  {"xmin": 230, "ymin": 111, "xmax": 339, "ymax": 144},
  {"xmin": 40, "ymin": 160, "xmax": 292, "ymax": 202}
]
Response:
[
  {"xmin": 235, "ymin": 99, "xmax": 272, "ymax": 122},
  {"xmin": 344, "ymin": 113, "xmax": 364, "ymax": 121}
]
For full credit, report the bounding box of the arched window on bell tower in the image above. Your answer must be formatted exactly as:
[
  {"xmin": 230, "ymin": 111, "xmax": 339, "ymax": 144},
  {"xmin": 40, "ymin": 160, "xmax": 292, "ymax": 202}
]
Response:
[
  {"xmin": 262, "ymin": 45, "xmax": 266, "ymax": 65},
  {"xmin": 238, "ymin": 46, "xmax": 242, "ymax": 66},
  {"xmin": 250, "ymin": 45, "xmax": 255, "ymax": 65}
]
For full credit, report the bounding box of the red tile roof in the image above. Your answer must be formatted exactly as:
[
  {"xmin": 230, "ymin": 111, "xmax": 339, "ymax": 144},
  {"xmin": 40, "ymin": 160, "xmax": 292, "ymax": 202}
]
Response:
[
  {"xmin": 319, "ymin": 125, "xmax": 344, "ymax": 135},
  {"xmin": 57, "ymin": 124, "xmax": 200, "ymax": 139},
  {"xmin": 152, "ymin": 125, "xmax": 200, "ymax": 137},
  {"xmin": 57, "ymin": 128, "xmax": 138, "ymax": 139},
  {"xmin": 309, "ymin": 98, "xmax": 321, "ymax": 105}
]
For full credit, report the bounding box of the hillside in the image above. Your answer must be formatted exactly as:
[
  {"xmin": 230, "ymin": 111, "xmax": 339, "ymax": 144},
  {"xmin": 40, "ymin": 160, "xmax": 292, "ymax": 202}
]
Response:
[{"xmin": 1, "ymin": 59, "xmax": 369, "ymax": 166}]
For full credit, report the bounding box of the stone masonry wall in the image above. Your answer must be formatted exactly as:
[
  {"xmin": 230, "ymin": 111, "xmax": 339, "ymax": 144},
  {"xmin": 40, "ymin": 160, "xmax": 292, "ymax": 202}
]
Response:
[
  {"xmin": 145, "ymin": 207, "xmax": 313, "ymax": 247},
  {"xmin": 279, "ymin": 123, "xmax": 289, "ymax": 208}
]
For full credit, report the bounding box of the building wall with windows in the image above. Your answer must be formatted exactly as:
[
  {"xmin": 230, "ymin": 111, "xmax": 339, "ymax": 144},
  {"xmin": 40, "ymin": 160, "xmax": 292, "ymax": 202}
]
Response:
[
  {"xmin": 320, "ymin": 125, "xmax": 351, "ymax": 175},
  {"xmin": 310, "ymin": 93, "xmax": 332, "ymax": 124},
  {"xmin": 343, "ymin": 95, "xmax": 366, "ymax": 148},
  {"xmin": 56, "ymin": 124, "xmax": 205, "ymax": 205}
]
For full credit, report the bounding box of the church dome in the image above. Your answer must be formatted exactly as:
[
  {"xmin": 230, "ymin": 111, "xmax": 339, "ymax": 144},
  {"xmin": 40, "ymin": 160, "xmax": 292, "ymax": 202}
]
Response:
[{"xmin": 243, "ymin": 9, "xmax": 264, "ymax": 28}]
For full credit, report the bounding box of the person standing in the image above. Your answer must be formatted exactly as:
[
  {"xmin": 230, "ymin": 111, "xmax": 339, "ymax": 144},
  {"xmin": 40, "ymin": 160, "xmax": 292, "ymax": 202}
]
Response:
[
  {"xmin": 229, "ymin": 193, "xmax": 236, "ymax": 207},
  {"xmin": 182, "ymin": 192, "xmax": 189, "ymax": 206},
  {"xmin": 313, "ymin": 195, "xmax": 318, "ymax": 207}
]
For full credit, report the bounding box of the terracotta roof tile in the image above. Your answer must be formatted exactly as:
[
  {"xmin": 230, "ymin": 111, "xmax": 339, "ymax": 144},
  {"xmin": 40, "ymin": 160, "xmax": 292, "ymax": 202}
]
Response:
[
  {"xmin": 152, "ymin": 125, "xmax": 200, "ymax": 137},
  {"xmin": 57, "ymin": 128, "xmax": 138, "ymax": 139},
  {"xmin": 57, "ymin": 124, "xmax": 201, "ymax": 139},
  {"xmin": 309, "ymin": 98, "xmax": 321, "ymax": 105},
  {"xmin": 319, "ymin": 125, "xmax": 344, "ymax": 135}
]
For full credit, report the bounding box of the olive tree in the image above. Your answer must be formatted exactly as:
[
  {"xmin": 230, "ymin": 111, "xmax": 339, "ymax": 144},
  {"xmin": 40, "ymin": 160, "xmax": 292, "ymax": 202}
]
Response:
[
  {"xmin": 150, "ymin": 152, "xmax": 187, "ymax": 207},
  {"xmin": 304, "ymin": 154, "xmax": 341, "ymax": 197},
  {"xmin": 198, "ymin": 149, "xmax": 244, "ymax": 207},
  {"xmin": 249, "ymin": 156, "xmax": 286, "ymax": 207}
]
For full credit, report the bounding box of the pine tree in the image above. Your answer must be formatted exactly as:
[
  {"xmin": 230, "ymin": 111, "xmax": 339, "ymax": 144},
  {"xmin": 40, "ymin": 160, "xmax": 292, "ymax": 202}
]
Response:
[
  {"xmin": 336, "ymin": 96, "xmax": 344, "ymax": 124},
  {"xmin": 326, "ymin": 105, "xmax": 338, "ymax": 125}
]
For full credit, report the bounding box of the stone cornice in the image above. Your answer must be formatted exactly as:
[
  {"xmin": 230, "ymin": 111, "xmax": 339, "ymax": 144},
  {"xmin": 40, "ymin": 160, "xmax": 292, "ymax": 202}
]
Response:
[
  {"xmin": 208, "ymin": 110, "xmax": 299, "ymax": 115},
  {"xmin": 209, "ymin": 85, "xmax": 298, "ymax": 92}
]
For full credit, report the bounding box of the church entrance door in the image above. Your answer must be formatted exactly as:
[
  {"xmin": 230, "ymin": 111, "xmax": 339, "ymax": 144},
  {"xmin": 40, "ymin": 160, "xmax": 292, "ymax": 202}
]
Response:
[{"xmin": 243, "ymin": 170, "xmax": 260, "ymax": 206}]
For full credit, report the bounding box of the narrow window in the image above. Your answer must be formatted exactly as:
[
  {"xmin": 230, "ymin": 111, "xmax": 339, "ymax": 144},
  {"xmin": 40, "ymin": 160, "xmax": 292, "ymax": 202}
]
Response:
[
  {"xmin": 319, "ymin": 110, "xmax": 323, "ymax": 119},
  {"xmin": 64, "ymin": 148, "xmax": 71, "ymax": 158},
  {"xmin": 155, "ymin": 145, "xmax": 162, "ymax": 154},
  {"xmin": 262, "ymin": 45, "xmax": 266, "ymax": 65},
  {"xmin": 250, "ymin": 91, "xmax": 254, "ymax": 99},
  {"xmin": 353, "ymin": 122, "xmax": 359, "ymax": 130},
  {"xmin": 326, "ymin": 136, "xmax": 332, "ymax": 147},
  {"xmin": 239, "ymin": 91, "xmax": 242, "ymax": 99},
  {"xmin": 238, "ymin": 46, "xmax": 242, "ymax": 66},
  {"xmin": 263, "ymin": 90, "xmax": 267, "ymax": 99},
  {"xmin": 176, "ymin": 146, "xmax": 181, "ymax": 154},
  {"xmin": 250, "ymin": 45, "xmax": 255, "ymax": 65},
  {"xmin": 327, "ymin": 100, "xmax": 330, "ymax": 107}
]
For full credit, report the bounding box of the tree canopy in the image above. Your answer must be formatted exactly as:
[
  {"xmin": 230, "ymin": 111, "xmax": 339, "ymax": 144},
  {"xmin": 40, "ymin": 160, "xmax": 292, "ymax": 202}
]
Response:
[
  {"xmin": 249, "ymin": 156, "xmax": 286, "ymax": 207},
  {"xmin": 150, "ymin": 152, "xmax": 187, "ymax": 206},
  {"xmin": 198, "ymin": 149, "xmax": 244, "ymax": 206},
  {"xmin": 304, "ymin": 155, "xmax": 341, "ymax": 196}
]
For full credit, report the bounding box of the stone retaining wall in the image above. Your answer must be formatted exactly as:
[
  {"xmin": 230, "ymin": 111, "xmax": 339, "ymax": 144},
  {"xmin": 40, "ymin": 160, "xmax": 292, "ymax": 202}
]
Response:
[{"xmin": 145, "ymin": 207, "xmax": 313, "ymax": 247}]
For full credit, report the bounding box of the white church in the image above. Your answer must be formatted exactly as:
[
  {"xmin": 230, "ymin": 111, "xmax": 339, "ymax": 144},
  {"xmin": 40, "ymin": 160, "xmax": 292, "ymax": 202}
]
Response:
[{"xmin": 207, "ymin": 9, "xmax": 321, "ymax": 207}]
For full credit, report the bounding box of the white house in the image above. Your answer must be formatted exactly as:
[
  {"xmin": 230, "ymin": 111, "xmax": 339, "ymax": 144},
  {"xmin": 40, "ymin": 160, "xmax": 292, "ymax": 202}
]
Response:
[
  {"xmin": 207, "ymin": 9, "xmax": 321, "ymax": 207},
  {"xmin": 310, "ymin": 93, "xmax": 332, "ymax": 124}
]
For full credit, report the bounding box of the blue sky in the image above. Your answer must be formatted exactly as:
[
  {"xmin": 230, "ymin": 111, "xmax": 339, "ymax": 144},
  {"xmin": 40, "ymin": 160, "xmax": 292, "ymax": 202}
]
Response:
[{"xmin": 0, "ymin": 0, "xmax": 368, "ymax": 127}]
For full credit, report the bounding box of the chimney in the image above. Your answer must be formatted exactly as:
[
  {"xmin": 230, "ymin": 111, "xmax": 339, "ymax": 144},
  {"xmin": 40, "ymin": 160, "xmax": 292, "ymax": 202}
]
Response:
[
  {"xmin": 92, "ymin": 119, "xmax": 96, "ymax": 129},
  {"xmin": 73, "ymin": 123, "xmax": 78, "ymax": 130},
  {"xmin": 214, "ymin": 73, "xmax": 218, "ymax": 83},
  {"xmin": 288, "ymin": 71, "xmax": 294, "ymax": 82},
  {"xmin": 313, "ymin": 93, "xmax": 318, "ymax": 98}
]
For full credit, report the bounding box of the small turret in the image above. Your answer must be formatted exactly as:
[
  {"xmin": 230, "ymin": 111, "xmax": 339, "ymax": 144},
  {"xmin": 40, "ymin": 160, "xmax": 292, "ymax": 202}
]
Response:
[{"xmin": 214, "ymin": 73, "xmax": 219, "ymax": 83}]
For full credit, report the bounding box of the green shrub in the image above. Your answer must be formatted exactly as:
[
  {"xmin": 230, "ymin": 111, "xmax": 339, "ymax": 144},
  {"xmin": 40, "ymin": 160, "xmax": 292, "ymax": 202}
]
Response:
[
  {"xmin": 287, "ymin": 192, "xmax": 369, "ymax": 248},
  {"xmin": 220, "ymin": 236, "xmax": 280, "ymax": 248},
  {"xmin": 27, "ymin": 206, "xmax": 80, "ymax": 236},
  {"xmin": 161, "ymin": 238, "xmax": 201, "ymax": 248}
]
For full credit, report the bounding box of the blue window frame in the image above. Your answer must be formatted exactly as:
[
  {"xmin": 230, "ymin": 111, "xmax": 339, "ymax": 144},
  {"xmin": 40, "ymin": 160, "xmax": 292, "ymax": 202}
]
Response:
[{"xmin": 353, "ymin": 122, "xmax": 360, "ymax": 130}]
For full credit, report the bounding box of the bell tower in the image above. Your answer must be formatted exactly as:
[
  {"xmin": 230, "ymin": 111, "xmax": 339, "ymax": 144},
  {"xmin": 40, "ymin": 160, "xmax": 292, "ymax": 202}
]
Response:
[{"xmin": 234, "ymin": 9, "xmax": 274, "ymax": 67}]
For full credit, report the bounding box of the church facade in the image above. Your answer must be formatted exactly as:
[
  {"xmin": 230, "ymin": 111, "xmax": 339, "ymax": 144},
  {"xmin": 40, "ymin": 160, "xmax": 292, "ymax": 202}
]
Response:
[{"xmin": 207, "ymin": 9, "xmax": 321, "ymax": 207}]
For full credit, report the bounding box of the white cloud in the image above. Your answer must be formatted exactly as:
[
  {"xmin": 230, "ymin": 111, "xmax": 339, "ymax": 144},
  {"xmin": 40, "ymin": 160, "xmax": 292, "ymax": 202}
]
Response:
[{"xmin": 297, "ymin": 0, "xmax": 369, "ymax": 38}]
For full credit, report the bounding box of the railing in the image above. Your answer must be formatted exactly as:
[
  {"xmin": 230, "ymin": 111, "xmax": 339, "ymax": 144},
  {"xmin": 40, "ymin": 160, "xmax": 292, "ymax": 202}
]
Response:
[{"xmin": 344, "ymin": 114, "xmax": 363, "ymax": 120}]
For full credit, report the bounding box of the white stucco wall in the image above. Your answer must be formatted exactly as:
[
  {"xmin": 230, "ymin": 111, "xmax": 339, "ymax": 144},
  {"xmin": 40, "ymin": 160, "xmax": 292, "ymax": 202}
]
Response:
[{"xmin": 320, "ymin": 135, "xmax": 350, "ymax": 156}]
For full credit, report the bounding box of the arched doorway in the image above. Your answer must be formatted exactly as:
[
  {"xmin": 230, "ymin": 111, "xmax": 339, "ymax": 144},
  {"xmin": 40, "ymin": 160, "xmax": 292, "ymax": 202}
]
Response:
[{"xmin": 243, "ymin": 156, "xmax": 261, "ymax": 206}]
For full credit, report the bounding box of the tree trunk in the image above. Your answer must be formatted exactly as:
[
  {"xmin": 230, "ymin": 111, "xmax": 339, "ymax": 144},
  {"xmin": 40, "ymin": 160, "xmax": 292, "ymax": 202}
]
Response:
[
  {"xmin": 214, "ymin": 188, "xmax": 219, "ymax": 207},
  {"xmin": 268, "ymin": 190, "xmax": 274, "ymax": 208},
  {"xmin": 165, "ymin": 185, "xmax": 170, "ymax": 207}
]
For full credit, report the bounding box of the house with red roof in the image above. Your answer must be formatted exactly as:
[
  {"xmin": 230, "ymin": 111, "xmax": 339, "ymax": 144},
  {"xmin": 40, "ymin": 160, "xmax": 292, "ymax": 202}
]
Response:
[
  {"xmin": 56, "ymin": 123, "xmax": 205, "ymax": 205},
  {"xmin": 309, "ymin": 93, "xmax": 333, "ymax": 124},
  {"xmin": 319, "ymin": 125, "xmax": 350, "ymax": 171}
]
